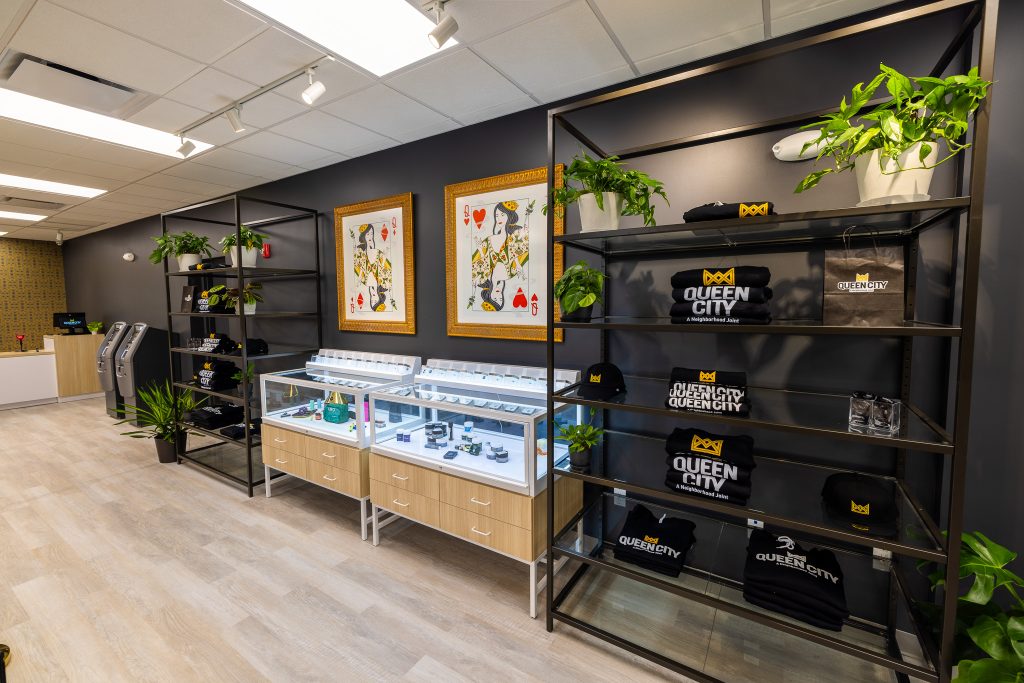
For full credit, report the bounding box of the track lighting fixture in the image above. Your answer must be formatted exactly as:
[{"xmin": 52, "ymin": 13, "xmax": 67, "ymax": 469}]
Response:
[
  {"xmin": 176, "ymin": 137, "xmax": 196, "ymax": 158},
  {"xmin": 225, "ymin": 107, "xmax": 245, "ymax": 133},
  {"xmin": 301, "ymin": 68, "xmax": 326, "ymax": 105},
  {"xmin": 55, "ymin": 230, "xmax": 63, "ymax": 246},
  {"xmin": 428, "ymin": 1, "xmax": 458, "ymax": 49}
]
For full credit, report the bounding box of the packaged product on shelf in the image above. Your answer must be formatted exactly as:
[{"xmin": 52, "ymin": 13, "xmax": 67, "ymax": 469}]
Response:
[
  {"xmin": 663, "ymin": 427, "xmax": 756, "ymax": 505},
  {"xmin": 669, "ymin": 268, "xmax": 773, "ymax": 324},
  {"xmin": 672, "ymin": 286, "xmax": 773, "ymax": 304},
  {"xmin": 823, "ymin": 244, "xmax": 904, "ymax": 326},
  {"xmin": 682, "ymin": 201, "xmax": 776, "ymax": 222},
  {"xmin": 821, "ymin": 473, "xmax": 898, "ymax": 537},
  {"xmin": 613, "ymin": 503, "xmax": 696, "ymax": 577},
  {"xmin": 196, "ymin": 333, "xmax": 237, "ymax": 355},
  {"xmin": 665, "ymin": 367, "xmax": 751, "ymax": 416},
  {"xmin": 194, "ymin": 360, "xmax": 240, "ymax": 391}
]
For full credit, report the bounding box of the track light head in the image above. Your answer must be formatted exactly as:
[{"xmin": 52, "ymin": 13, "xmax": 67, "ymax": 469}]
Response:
[
  {"xmin": 301, "ymin": 68, "xmax": 326, "ymax": 105},
  {"xmin": 428, "ymin": 13, "xmax": 458, "ymax": 49},
  {"xmin": 225, "ymin": 107, "xmax": 245, "ymax": 134},
  {"xmin": 55, "ymin": 230, "xmax": 63, "ymax": 246},
  {"xmin": 176, "ymin": 137, "xmax": 196, "ymax": 158}
]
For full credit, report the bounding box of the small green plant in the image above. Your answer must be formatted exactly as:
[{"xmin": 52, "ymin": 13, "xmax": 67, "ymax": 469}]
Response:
[
  {"xmin": 219, "ymin": 225, "xmax": 269, "ymax": 252},
  {"xmin": 545, "ymin": 152, "xmax": 669, "ymax": 227},
  {"xmin": 86, "ymin": 321, "xmax": 103, "ymax": 333},
  {"xmin": 148, "ymin": 231, "xmax": 213, "ymax": 264},
  {"xmin": 796, "ymin": 64, "xmax": 992, "ymax": 193},
  {"xmin": 207, "ymin": 282, "xmax": 263, "ymax": 309},
  {"xmin": 232, "ymin": 363, "xmax": 256, "ymax": 384},
  {"xmin": 116, "ymin": 382, "xmax": 205, "ymax": 442},
  {"xmin": 555, "ymin": 260, "xmax": 604, "ymax": 314},
  {"xmin": 557, "ymin": 408, "xmax": 604, "ymax": 453},
  {"xmin": 920, "ymin": 531, "xmax": 1024, "ymax": 682}
]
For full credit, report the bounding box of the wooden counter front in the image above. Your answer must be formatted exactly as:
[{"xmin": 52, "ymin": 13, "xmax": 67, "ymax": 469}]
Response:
[{"xmin": 44, "ymin": 334, "xmax": 104, "ymax": 398}]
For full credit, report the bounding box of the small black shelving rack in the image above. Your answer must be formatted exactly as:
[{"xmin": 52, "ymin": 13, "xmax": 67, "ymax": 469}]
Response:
[
  {"xmin": 161, "ymin": 194, "xmax": 322, "ymax": 497},
  {"xmin": 543, "ymin": 1, "xmax": 996, "ymax": 682}
]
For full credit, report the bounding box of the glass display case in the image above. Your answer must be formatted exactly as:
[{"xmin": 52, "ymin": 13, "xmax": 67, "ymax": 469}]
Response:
[
  {"xmin": 369, "ymin": 359, "xmax": 581, "ymax": 496},
  {"xmin": 260, "ymin": 350, "xmax": 421, "ymax": 447}
]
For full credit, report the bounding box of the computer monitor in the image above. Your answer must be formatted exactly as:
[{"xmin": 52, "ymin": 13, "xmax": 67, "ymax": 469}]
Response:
[{"xmin": 53, "ymin": 312, "xmax": 86, "ymax": 334}]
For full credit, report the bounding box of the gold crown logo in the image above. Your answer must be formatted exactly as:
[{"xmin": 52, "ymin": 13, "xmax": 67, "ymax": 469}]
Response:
[
  {"xmin": 699, "ymin": 371, "xmax": 716, "ymax": 382},
  {"xmin": 851, "ymin": 501, "xmax": 870, "ymax": 515},
  {"xmin": 643, "ymin": 535, "xmax": 659, "ymax": 544},
  {"xmin": 501, "ymin": 200, "xmax": 519, "ymax": 211},
  {"xmin": 855, "ymin": 273, "xmax": 870, "ymax": 282},
  {"xmin": 739, "ymin": 202, "xmax": 769, "ymax": 217},
  {"xmin": 703, "ymin": 267, "xmax": 735, "ymax": 286},
  {"xmin": 203, "ymin": 362, "xmax": 212, "ymax": 370},
  {"xmin": 589, "ymin": 373, "xmax": 601, "ymax": 383},
  {"xmin": 691, "ymin": 435, "xmax": 724, "ymax": 457}
]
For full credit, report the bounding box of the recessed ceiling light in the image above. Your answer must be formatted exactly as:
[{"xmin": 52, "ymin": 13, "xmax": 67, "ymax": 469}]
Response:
[
  {"xmin": 0, "ymin": 173, "xmax": 106, "ymax": 198},
  {"xmin": 0, "ymin": 209, "xmax": 47, "ymax": 222},
  {"xmin": 236, "ymin": 0, "xmax": 456, "ymax": 77},
  {"xmin": 0, "ymin": 88, "xmax": 213, "ymax": 158},
  {"xmin": 0, "ymin": 232, "xmax": 8, "ymax": 236}
]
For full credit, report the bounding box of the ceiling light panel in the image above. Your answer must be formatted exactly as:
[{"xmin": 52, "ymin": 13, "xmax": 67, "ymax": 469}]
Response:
[
  {"xmin": 0, "ymin": 173, "xmax": 106, "ymax": 198},
  {"xmin": 0, "ymin": 88, "xmax": 212, "ymax": 158},
  {"xmin": 0, "ymin": 209, "xmax": 47, "ymax": 222},
  {"xmin": 235, "ymin": 0, "xmax": 456, "ymax": 77}
]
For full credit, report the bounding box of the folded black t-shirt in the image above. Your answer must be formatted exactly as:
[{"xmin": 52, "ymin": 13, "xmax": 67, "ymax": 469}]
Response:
[
  {"xmin": 742, "ymin": 589, "xmax": 844, "ymax": 631},
  {"xmin": 744, "ymin": 530, "xmax": 848, "ymax": 616},
  {"xmin": 671, "ymin": 266, "xmax": 772, "ymax": 289},
  {"xmin": 666, "ymin": 391, "xmax": 751, "ymax": 416},
  {"xmin": 665, "ymin": 454, "xmax": 753, "ymax": 485},
  {"xmin": 664, "ymin": 473, "xmax": 752, "ymax": 504},
  {"xmin": 683, "ymin": 202, "xmax": 776, "ymax": 222},
  {"xmin": 196, "ymin": 333, "xmax": 237, "ymax": 355},
  {"xmin": 194, "ymin": 360, "xmax": 239, "ymax": 391},
  {"xmin": 672, "ymin": 286, "xmax": 773, "ymax": 304},
  {"xmin": 189, "ymin": 404, "xmax": 245, "ymax": 428},
  {"xmin": 743, "ymin": 580, "xmax": 849, "ymax": 621},
  {"xmin": 665, "ymin": 428, "xmax": 756, "ymax": 468},
  {"xmin": 670, "ymin": 301, "xmax": 771, "ymax": 320},
  {"xmin": 672, "ymin": 315, "xmax": 772, "ymax": 325},
  {"xmin": 612, "ymin": 504, "xmax": 696, "ymax": 578}
]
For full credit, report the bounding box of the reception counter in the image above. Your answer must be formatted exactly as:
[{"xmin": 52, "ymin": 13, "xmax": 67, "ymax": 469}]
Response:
[
  {"xmin": 0, "ymin": 350, "xmax": 58, "ymax": 410},
  {"xmin": 43, "ymin": 334, "xmax": 104, "ymax": 399}
]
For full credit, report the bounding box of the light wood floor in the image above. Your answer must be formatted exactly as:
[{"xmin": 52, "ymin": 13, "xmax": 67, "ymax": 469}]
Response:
[{"xmin": 0, "ymin": 399, "xmax": 687, "ymax": 682}]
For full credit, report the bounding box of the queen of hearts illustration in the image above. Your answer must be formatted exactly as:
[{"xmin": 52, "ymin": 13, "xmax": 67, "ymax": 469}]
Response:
[
  {"xmin": 354, "ymin": 223, "xmax": 392, "ymax": 312},
  {"xmin": 473, "ymin": 200, "xmax": 529, "ymax": 312}
]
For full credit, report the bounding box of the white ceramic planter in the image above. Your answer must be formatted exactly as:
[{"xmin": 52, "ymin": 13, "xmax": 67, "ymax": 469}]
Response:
[
  {"xmin": 243, "ymin": 303, "xmax": 257, "ymax": 315},
  {"xmin": 176, "ymin": 253, "xmax": 202, "ymax": 271},
  {"xmin": 578, "ymin": 192, "xmax": 623, "ymax": 232},
  {"xmin": 228, "ymin": 246, "xmax": 258, "ymax": 268},
  {"xmin": 854, "ymin": 142, "xmax": 939, "ymax": 206}
]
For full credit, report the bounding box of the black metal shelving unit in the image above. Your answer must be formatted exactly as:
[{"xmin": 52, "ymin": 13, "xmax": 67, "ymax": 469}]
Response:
[
  {"xmin": 161, "ymin": 194, "xmax": 322, "ymax": 497},
  {"xmin": 544, "ymin": 1, "xmax": 997, "ymax": 682}
]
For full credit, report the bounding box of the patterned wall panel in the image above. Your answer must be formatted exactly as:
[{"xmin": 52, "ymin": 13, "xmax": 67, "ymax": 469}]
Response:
[{"xmin": 0, "ymin": 239, "xmax": 68, "ymax": 351}]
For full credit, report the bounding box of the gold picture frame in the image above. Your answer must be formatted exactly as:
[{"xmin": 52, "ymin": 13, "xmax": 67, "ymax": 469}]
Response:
[
  {"xmin": 444, "ymin": 166, "xmax": 563, "ymax": 341},
  {"xmin": 334, "ymin": 192, "xmax": 416, "ymax": 335}
]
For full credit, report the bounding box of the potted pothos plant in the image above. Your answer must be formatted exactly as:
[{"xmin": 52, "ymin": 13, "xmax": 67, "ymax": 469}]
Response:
[
  {"xmin": 546, "ymin": 152, "xmax": 669, "ymax": 231},
  {"xmin": 149, "ymin": 231, "xmax": 214, "ymax": 271},
  {"xmin": 558, "ymin": 409, "xmax": 603, "ymax": 473},
  {"xmin": 220, "ymin": 225, "xmax": 268, "ymax": 268},
  {"xmin": 208, "ymin": 282, "xmax": 264, "ymax": 314},
  {"xmin": 116, "ymin": 382, "xmax": 204, "ymax": 463},
  {"xmin": 86, "ymin": 321, "xmax": 103, "ymax": 335},
  {"xmin": 555, "ymin": 260, "xmax": 604, "ymax": 322},
  {"xmin": 795, "ymin": 64, "xmax": 991, "ymax": 206}
]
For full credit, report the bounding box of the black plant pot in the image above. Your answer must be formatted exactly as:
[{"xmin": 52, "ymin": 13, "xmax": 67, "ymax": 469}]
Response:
[
  {"xmin": 561, "ymin": 303, "xmax": 594, "ymax": 323},
  {"xmin": 569, "ymin": 447, "xmax": 591, "ymax": 473},
  {"xmin": 155, "ymin": 431, "xmax": 185, "ymax": 464}
]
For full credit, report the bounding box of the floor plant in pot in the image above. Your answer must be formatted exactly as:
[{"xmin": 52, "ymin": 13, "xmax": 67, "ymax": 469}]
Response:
[
  {"xmin": 149, "ymin": 231, "xmax": 214, "ymax": 271},
  {"xmin": 546, "ymin": 152, "xmax": 668, "ymax": 231},
  {"xmin": 116, "ymin": 381, "xmax": 205, "ymax": 463},
  {"xmin": 220, "ymin": 225, "xmax": 268, "ymax": 268},
  {"xmin": 795, "ymin": 64, "xmax": 991, "ymax": 206},
  {"xmin": 555, "ymin": 260, "xmax": 604, "ymax": 322},
  {"xmin": 558, "ymin": 409, "xmax": 603, "ymax": 473}
]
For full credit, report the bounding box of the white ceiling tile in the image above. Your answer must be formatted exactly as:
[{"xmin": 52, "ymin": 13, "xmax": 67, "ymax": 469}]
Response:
[
  {"xmin": 78, "ymin": 199, "xmax": 152, "ymax": 217},
  {"xmin": 192, "ymin": 147, "xmax": 296, "ymax": 179},
  {"xmin": 419, "ymin": 0, "xmax": 572, "ymax": 44},
  {"xmin": 771, "ymin": 0, "xmax": 897, "ymax": 36},
  {"xmin": 275, "ymin": 59, "xmax": 374, "ymax": 105},
  {"xmin": 187, "ymin": 117, "xmax": 256, "ymax": 147},
  {"xmin": 386, "ymin": 48, "xmax": 531, "ymax": 121},
  {"xmin": 457, "ymin": 95, "xmax": 537, "ymax": 126},
  {"xmin": 215, "ymin": 27, "xmax": 323, "ymax": 85},
  {"xmin": 134, "ymin": 174, "xmax": 233, "ymax": 197},
  {"xmin": 96, "ymin": 190, "xmax": 173, "ymax": 210},
  {"xmin": 321, "ymin": 85, "xmax": 450, "ymax": 142},
  {"xmin": 345, "ymin": 139, "xmax": 401, "ymax": 158},
  {"xmin": 251, "ymin": 164, "xmax": 306, "ymax": 182},
  {"xmin": 633, "ymin": 26, "xmax": 765, "ymax": 75},
  {"xmin": 164, "ymin": 68, "xmax": 256, "ymax": 113},
  {"xmin": 36, "ymin": 169, "xmax": 122, "ymax": 192},
  {"xmin": 49, "ymin": 0, "xmax": 266, "ymax": 64},
  {"xmin": 230, "ymin": 127, "xmax": 335, "ymax": 165},
  {"xmin": 0, "ymin": 139, "xmax": 63, "ymax": 168},
  {"xmin": 72, "ymin": 141, "xmax": 179, "ymax": 172},
  {"xmin": 128, "ymin": 99, "xmax": 206, "ymax": 133},
  {"xmin": 9, "ymin": 1, "xmax": 203, "ymax": 93},
  {"xmin": 161, "ymin": 161, "xmax": 264, "ymax": 189},
  {"xmin": 0, "ymin": 227, "xmax": 63, "ymax": 240},
  {"xmin": 47, "ymin": 154, "xmax": 153, "ymax": 182},
  {"xmin": 298, "ymin": 153, "xmax": 349, "ymax": 171},
  {"xmin": 269, "ymin": 111, "xmax": 387, "ymax": 156},
  {"xmin": 0, "ymin": 159, "xmax": 50, "ymax": 179},
  {"xmin": 35, "ymin": 215, "xmax": 104, "ymax": 227},
  {"xmin": 474, "ymin": 1, "xmax": 633, "ymax": 102},
  {"xmin": 396, "ymin": 119, "xmax": 461, "ymax": 144},
  {"xmin": 0, "ymin": 119, "xmax": 90, "ymax": 155},
  {"xmin": 238, "ymin": 92, "xmax": 307, "ymax": 129}
]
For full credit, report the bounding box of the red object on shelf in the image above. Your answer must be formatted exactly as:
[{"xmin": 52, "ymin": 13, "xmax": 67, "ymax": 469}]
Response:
[
  {"xmin": 262, "ymin": 243, "xmax": 271, "ymax": 258},
  {"xmin": 15, "ymin": 334, "xmax": 24, "ymax": 342}
]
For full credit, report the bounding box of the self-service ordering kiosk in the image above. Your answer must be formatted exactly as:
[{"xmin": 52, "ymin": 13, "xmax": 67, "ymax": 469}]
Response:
[
  {"xmin": 96, "ymin": 321, "xmax": 130, "ymax": 417},
  {"xmin": 115, "ymin": 323, "xmax": 170, "ymax": 426}
]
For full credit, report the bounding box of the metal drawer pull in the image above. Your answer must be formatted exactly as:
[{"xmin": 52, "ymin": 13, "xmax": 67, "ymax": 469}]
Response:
[
  {"xmin": 392, "ymin": 499, "xmax": 409, "ymax": 507},
  {"xmin": 471, "ymin": 527, "xmax": 491, "ymax": 537},
  {"xmin": 470, "ymin": 497, "xmax": 491, "ymax": 507},
  {"xmin": 391, "ymin": 473, "xmax": 409, "ymax": 481},
  {"xmin": 322, "ymin": 452, "xmax": 335, "ymax": 459},
  {"xmin": 274, "ymin": 437, "xmax": 286, "ymax": 443},
  {"xmin": 323, "ymin": 475, "xmax": 337, "ymax": 482},
  {"xmin": 275, "ymin": 458, "xmax": 288, "ymax": 464}
]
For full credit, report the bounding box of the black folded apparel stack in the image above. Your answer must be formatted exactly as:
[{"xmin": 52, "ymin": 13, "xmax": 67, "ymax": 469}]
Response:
[
  {"xmin": 196, "ymin": 333, "xmax": 237, "ymax": 355},
  {"xmin": 666, "ymin": 367, "xmax": 751, "ymax": 417},
  {"xmin": 194, "ymin": 360, "xmax": 240, "ymax": 392},
  {"xmin": 743, "ymin": 529, "xmax": 849, "ymax": 631},
  {"xmin": 234, "ymin": 338, "xmax": 269, "ymax": 356},
  {"xmin": 683, "ymin": 201, "xmax": 775, "ymax": 222},
  {"xmin": 189, "ymin": 404, "xmax": 245, "ymax": 429},
  {"xmin": 669, "ymin": 267, "xmax": 772, "ymax": 324},
  {"xmin": 219, "ymin": 418, "xmax": 262, "ymax": 440},
  {"xmin": 664, "ymin": 427, "xmax": 756, "ymax": 505},
  {"xmin": 613, "ymin": 503, "xmax": 696, "ymax": 578}
]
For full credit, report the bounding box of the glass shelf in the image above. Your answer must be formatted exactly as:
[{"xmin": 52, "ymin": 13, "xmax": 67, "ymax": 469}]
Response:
[
  {"xmin": 555, "ymin": 317, "xmax": 961, "ymax": 337},
  {"xmin": 166, "ymin": 266, "xmax": 317, "ymax": 278},
  {"xmin": 554, "ymin": 375, "xmax": 952, "ymax": 454},
  {"xmin": 174, "ymin": 381, "xmax": 255, "ymax": 406},
  {"xmin": 170, "ymin": 345, "xmax": 317, "ymax": 361},
  {"xmin": 169, "ymin": 311, "xmax": 318, "ymax": 318}
]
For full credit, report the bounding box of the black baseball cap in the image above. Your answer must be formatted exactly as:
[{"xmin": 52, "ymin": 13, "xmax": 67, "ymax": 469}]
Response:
[
  {"xmin": 578, "ymin": 363, "xmax": 626, "ymax": 400},
  {"xmin": 822, "ymin": 473, "xmax": 897, "ymax": 537}
]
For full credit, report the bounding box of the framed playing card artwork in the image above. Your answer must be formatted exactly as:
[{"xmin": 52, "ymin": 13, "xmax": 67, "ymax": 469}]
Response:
[
  {"xmin": 334, "ymin": 192, "xmax": 416, "ymax": 335},
  {"xmin": 444, "ymin": 166, "xmax": 563, "ymax": 341}
]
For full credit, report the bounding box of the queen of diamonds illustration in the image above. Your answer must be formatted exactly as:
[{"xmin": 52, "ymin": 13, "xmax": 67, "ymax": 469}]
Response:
[
  {"xmin": 352, "ymin": 223, "xmax": 393, "ymax": 312},
  {"xmin": 471, "ymin": 200, "xmax": 530, "ymax": 311}
]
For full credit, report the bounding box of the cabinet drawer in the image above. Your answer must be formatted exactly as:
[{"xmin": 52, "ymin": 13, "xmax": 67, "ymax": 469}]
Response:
[
  {"xmin": 440, "ymin": 504, "xmax": 532, "ymax": 561},
  {"xmin": 370, "ymin": 481, "xmax": 439, "ymax": 527},
  {"xmin": 264, "ymin": 424, "xmax": 305, "ymax": 455},
  {"xmin": 370, "ymin": 455, "xmax": 439, "ymax": 499},
  {"xmin": 305, "ymin": 438, "xmax": 363, "ymax": 473},
  {"xmin": 306, "ymin": 460, "xmax": 365, "ymax": 498},
  {"xmin": 439, "ymin": 476, "xmax": 531, "ymax": 528},
  {"xmin": 263, "ymin": 445, "xmax": 307, "ymax": 479}
]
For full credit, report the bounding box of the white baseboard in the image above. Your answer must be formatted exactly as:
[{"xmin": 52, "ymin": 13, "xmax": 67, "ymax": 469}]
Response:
[
  {"xmin": 0, "ymin": 397, "xmax": 57, "ymax": 411},
  {"xmin": 58, "ymin": 392, "xmax": 104, "ymax": 403}
]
